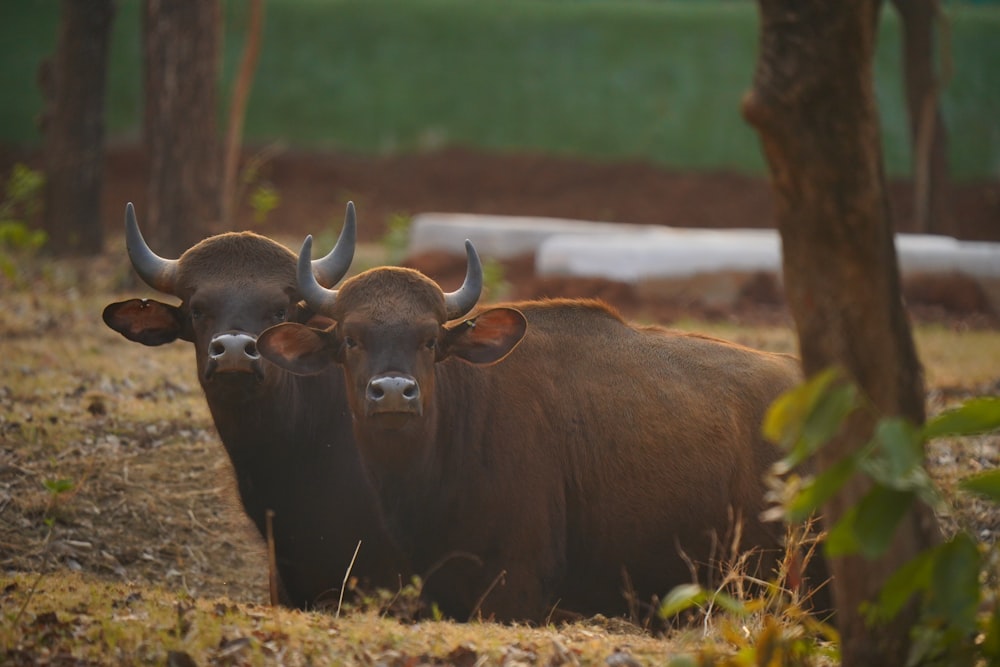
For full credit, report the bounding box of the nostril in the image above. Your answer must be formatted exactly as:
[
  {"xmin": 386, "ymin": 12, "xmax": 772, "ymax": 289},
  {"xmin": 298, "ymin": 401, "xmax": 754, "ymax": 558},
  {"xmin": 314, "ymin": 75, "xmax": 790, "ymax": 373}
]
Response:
[
  {"xmin": 244, "ymin": 340, "xmax": 259, "ymax": 359},
  {"xmin": 209, "ymin": 341, "xmax": 225, "ymax": 358},
  {"xmin": 366, "ymin": 375, "xmax": 421, "ymax": 416}
]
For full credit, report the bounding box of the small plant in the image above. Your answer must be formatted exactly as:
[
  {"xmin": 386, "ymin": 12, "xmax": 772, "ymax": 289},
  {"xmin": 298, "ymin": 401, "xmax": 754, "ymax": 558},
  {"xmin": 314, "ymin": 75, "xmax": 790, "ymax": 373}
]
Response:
[
  {"xmin": 248, "ymin": 183, "xmax": 280, "ymax": 224},
  {"xmin": 764, "ymin": 369, "xmax": 1000, "ymax": 666},
  {"xmin": 381, "ymin": 213, "xmax": 411, "ymax": 265},
  {"xmin": 335, "ymin": 574, "xmax": 430, "ymax": 623},
  {"xmin": 41, "ymin": 477, "xmax": 74, "ymax": 529},
  {"xmin": 482, "ymin": 257, "xmax": 510, "ymax": 302},
  {"xmin": 0, "ymin": 163, "xmax": 47, "ymax": 282},
  {"xmin": 656, "ymin": 521, "xmax": 839, "ymax": 666},
  {"xmin": 236, "ymin": 144, "xmax": 282, "ymax": 226},
  {"xmin": 0, "ymin": 163, "xmax": 44, "ymax": 221}
]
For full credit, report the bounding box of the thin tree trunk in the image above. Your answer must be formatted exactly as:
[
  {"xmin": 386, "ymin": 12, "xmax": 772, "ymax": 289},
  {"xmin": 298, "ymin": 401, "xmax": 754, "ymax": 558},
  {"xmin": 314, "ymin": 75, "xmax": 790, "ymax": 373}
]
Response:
[
  {"xmin": 742, "ymin": 1, "xmax": 942, "ymax": 664},
  {"xmin": 40, "ymin": 0, "xmax": 115, "ymax": 257},
  {"xmin": 891, "ymin": 0, "xmax": 950, "ymax": 235},
  {"xmin": 220, "ymin": 0, "xmax": 265, "ymax": 230},
  {"xmin": 143, "ymin": 0, "xmax": 222, "ymax": 255}
]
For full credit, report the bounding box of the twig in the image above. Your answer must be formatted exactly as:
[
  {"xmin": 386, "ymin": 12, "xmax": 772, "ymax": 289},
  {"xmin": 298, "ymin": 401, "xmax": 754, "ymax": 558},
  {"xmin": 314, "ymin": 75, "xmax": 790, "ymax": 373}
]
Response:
[
  {"xmin": 220, "ymin": 0, "xmax": 265, "ymax": 228},
  {"xmin": 468, "ymin": 569, "xmax": 506, "ymax": 622},
  {"xmin": 266, "ymin": 509, "xmax": 278, "ymax": 606},
  {"xmin": 335, "ymin": 541, "xmax": 362, "ymax": 619},
  {"xmin": 11, "ymin": 571, "xmax": 45, "ymax": 629},
  {"xmin": 377, "ymin": 574, "xmax": 406, "ymax": 619}
]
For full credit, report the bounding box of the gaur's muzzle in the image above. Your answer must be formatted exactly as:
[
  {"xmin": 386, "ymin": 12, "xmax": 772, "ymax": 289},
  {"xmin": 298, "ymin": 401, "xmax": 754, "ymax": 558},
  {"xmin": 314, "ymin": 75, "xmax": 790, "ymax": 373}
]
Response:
[
  {"xmin": 206, "ymin": 331, "xmax": 263, "ymax": 380},
  {"xmin": 366, "ymin": 373, "xmax": 421, "ymax": 417}
]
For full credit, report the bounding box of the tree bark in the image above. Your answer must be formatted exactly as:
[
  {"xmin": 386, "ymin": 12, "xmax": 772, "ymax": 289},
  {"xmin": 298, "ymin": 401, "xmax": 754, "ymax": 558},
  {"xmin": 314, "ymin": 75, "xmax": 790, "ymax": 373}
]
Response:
[
  {"xmin": 891, "ymin": 0, "xmax": 950, "ymax": 235},
  {"xmin": 143, "ymin": 0, "xmax": 222, "ymax": 255},
  {"xmin": 742, "ymin": 2, "xmax": 942, "ymax": 664},
  {"xmin": 40, "ymin": 0, "xmax": 116, "ymax": 257}
]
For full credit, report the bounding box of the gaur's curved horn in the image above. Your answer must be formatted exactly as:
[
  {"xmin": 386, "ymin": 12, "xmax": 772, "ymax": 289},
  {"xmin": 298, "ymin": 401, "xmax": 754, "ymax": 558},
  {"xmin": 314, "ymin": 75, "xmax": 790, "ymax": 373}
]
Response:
[
  {"xmin": 311, "ymin": 200, "xmax": 357, "ymax": 287},
  {"xmin": 298, "ymin": 235, "xmax": 339, "ymax": 315},
  {"xmin": 443, "ymin": 240, "xmax": 483, "ymax": 320},
  {"xmin": 125, "ymin": 202, "xmax": 179, "ymax": 295}
]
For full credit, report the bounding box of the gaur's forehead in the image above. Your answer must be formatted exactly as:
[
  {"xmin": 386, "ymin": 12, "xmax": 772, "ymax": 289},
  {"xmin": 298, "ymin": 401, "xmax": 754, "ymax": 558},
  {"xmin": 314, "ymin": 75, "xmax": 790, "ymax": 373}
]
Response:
[
  {"xmin": 334, "ymin": 267, "xmax": 446, "ymax": 323},
  {"xmin": 175, "ymin": 232, "xmax": 298, "ymax": 295}
]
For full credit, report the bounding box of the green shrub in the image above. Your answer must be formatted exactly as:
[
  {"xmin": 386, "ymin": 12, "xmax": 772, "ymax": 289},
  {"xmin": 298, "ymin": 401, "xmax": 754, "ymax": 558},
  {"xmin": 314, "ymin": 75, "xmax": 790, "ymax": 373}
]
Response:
[{"xmin": 764, "ymin": 369, "xmax": 1000, "ymax": 666}]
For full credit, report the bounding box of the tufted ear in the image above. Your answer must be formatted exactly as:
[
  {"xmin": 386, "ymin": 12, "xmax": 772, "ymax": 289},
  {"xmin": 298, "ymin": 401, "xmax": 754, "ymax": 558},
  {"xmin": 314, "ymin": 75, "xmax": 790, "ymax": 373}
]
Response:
[
  {"xmin": 102, "ymin": 298, "xmax": 192, "ymax": 345},
  {"xmin": 441, "ymin": 307, "xmax": 527, "ymax": 366},
  {"xmin": 257, "ymin": 322, "xmax": 337, "ymax": 375}
]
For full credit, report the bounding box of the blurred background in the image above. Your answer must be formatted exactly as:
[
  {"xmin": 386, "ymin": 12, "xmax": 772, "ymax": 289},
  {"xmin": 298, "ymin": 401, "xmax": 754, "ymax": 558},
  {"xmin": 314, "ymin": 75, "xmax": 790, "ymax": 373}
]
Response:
[{"xmin": 0, "ymin": 0, "xmax": 997, "ymax": 315}]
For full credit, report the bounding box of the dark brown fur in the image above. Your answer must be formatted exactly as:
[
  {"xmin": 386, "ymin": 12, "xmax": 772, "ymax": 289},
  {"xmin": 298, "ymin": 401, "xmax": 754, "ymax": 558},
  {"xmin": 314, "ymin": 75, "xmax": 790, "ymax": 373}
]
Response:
[
  {"xmin": 103, "ymin": 233, "xmax": 406, "ymax": 609},
  {"xmin": 259, "ymin": 267, "xmax": 824, "ymax": 622}
]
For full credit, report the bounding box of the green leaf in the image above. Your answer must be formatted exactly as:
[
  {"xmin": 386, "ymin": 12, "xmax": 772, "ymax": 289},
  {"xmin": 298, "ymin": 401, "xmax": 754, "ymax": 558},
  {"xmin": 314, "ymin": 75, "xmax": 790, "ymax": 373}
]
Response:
[
  {"xmin": 926, "ymin": 533, "xmax": 981, "ymax": 636},
  {"xmin": 869, "ymin": 547, "xmax": 936, "ymax": 622},
  {"xmin": 959, "ymin": 469, "xmax": 1000, "ymax": 504},
  {"xmin": 801, "ymin": 382, "xmax": 859, "ymax": 458},
  {"xmin": 869, "ymin": 418, "xmax": 924, "ymax": 481},
  {"xmin": 785, "ymin": 456, "xmax": 857, "ymax": 522},
  {"xmin": 763, "ymin": 368, "xmax": 859, "ymax": 467},
  {"xmin": 658, "ymin": 583, "xmax": 707, "ymax": 619},
  {"xmin": 827, "ymin": 486, "xmax": 914, "ymax": 558},
  {"xmin": 982, "ymin": 598, "xmax": 1000, "ymax": 660},
  {"xmin": 861, "ymin": 418, "xmax": 940, "ymax": 506},
  {"xmin": 825, "ymin": 505, "xmax": 862, "ymax": 557},
  {"xmin": 709, "ymin": 591, "xmax": 748, "ymax": 617},
  {"xmin": 923, "ymin": 397, "xmax": 1000, "ymax": 439},
  {"xmin": 666, "ymin": 657, "xmax": 699, "ymax": 667},
  {"xmin": 42, "ymin": 478, "xmax": 74, "ymax": 495},
  {"xmin": 853, "ymin": 487, "xmax": 915, "ymax": 559},
  {"xmin": 764, "ymin": 369, "xmax": 838, "ymax": 447}
]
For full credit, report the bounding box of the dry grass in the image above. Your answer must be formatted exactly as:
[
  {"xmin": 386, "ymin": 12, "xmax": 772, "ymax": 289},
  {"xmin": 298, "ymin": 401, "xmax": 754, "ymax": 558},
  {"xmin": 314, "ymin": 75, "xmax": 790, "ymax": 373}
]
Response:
[
  {"xmin": 1, "ymin": 250, "xmax": 997, "ymax": 664},
  {"xmin": 1, "ymin": 570, "xmax": 686, "ymax": 666}
]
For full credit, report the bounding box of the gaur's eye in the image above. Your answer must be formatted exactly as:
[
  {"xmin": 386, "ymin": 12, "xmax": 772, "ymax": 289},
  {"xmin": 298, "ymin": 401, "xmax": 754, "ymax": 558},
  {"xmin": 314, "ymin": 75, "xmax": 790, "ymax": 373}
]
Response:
[
  {"xmin": 425, "ymin": 338, "xmax": 437, "ymax": 351},
  {"xmin": 273, "ymin": 308, "xmax": 287, "ymax": 322},
  {"xmin": 190, "ymin": 307, "xmax": 203, "ymax": 321},
  {"xmin": 344, "ymin": 336, "xmax": 358, "ymax": 349}
]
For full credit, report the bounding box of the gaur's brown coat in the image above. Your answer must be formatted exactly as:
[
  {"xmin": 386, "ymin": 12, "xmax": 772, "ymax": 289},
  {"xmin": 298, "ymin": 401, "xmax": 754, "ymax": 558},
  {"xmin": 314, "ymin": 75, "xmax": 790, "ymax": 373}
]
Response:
[{"xmin": 260, "ymin": 255, "xmax": 821, "ymax": 621}]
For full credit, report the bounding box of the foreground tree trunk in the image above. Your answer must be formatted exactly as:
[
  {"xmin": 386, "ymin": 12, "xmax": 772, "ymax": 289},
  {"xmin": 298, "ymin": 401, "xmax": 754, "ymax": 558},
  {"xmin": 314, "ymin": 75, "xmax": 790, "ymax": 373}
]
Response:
[
  {"xmin": 143, "ymin": 0, "xmax": 221, "ymax": 255},
  {"xmin": 40, "ymin": 0, "xmax": 116, "ymax": 256},
  {"xmin": 742, "ymin": 1, "xmax": 942, "ymax": 664},
  {"xmin": 891, "ymin": 0, "xmax": 950, "ymax": 234}
]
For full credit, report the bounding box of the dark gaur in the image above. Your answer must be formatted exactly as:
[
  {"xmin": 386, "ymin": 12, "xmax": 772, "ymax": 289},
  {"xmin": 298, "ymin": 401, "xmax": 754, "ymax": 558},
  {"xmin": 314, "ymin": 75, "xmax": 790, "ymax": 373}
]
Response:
[{"xmin": 103, "ymin": 201, "xmax": 406, "ymax": 610}]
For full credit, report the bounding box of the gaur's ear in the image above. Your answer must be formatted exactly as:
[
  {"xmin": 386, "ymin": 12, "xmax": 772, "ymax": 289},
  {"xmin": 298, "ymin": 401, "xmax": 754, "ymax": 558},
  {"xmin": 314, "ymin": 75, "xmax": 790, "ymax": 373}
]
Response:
[
  {"xmin": 442, "ymin": 307, "xmax": 527, "ymax": 365},
  {"xmin": 102, "ymin": 298, "xmax": 191, "ymax": 346},
  {"xmin": 257, "ymin": 322, "xmax": 337, "ymax": 375},
  {"xmin": 290, "ymin": 301, "xmax": 335, "ymax": 330}
]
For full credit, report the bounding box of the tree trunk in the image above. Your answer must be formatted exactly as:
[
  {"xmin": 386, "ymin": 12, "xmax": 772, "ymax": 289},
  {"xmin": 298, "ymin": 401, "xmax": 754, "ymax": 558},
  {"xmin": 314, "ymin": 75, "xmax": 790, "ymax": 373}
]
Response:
[
  {"xmin": 40, "ymin": 0, "xmax": 115, "ymax": 257},
  {"xmin": 891, "ymin": 0, "xmax": 950, "ymax": 235},
  {"xmin": 143, "ymin": 0, "xmax": 222, "ymax": 255},
  {"xmin": 742, "ymin": 1, "xmax": 942, "ymax": 664}
]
